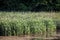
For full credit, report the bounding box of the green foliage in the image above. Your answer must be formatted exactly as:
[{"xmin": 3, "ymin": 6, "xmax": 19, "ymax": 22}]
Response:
[
  {"xmin": 0, "ymin": 13, "xmax": 56, "ymax": 37},
  {"xmin": 44, "ymin": 18, "xmax": 56, "ymax": 37},
  {"xmin": 55, "ymin": 20, "xmax": 60, "ymax": 30},
  {"xmin": 0, "ymin": 0, "xmax": 60, "ymax": 11}
]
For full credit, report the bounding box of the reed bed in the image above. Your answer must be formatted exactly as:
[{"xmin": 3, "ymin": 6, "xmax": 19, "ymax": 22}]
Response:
[{"xmin": 0, "ymin": 12, "xmax": 56, "ymax": 37}]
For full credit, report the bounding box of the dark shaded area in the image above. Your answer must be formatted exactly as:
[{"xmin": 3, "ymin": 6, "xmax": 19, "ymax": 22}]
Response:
[
  {"xmin": 31, "ymin": 4, "xmax": 47, "ymax": 11},
  {"xmin": 55, "ymin": 20, "xmax": 60, "ymax": 40},
  {"xmin": 56, "ymin": 20, "xmax": 60, "ymax": 32},
  {"xmin": 0, "ymin": 0, "xmax": 60, "ymax": 12},
  {"xmin": 0, "ymin": 26, "xmax": 4, "ymax": 36}
]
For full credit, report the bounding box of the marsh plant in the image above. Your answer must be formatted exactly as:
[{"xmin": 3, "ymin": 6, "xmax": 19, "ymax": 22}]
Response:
[{"xmin": 0, "ymin": 12, "xmax": 56, "ymax": 37}]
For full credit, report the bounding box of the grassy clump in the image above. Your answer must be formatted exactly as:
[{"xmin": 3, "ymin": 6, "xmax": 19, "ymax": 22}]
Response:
[
  {"xmin": 0, "ymin": 18, "xmax": 56, "ymax": 37},
  {"xmin": 0, "ymin": 12, "xmax": 56, "ymax": 37},
  {"xmin": 44, "ymin": 19, "xmax": 56, "ymax": 37}
]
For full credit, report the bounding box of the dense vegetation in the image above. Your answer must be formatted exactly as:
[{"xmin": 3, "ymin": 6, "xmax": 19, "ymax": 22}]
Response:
[
  {"xmin": 0, "ymin": 12, "xmax": 56, "ymax": 37},
  {"xmin": 0, "ymin": 0, "xmax": 60, "ymax": 11}
]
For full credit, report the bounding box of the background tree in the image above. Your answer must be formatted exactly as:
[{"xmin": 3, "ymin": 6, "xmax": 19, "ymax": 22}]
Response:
[{"xmin": 0, "ymin": 0, "xmax": 60, "ymax": 11}]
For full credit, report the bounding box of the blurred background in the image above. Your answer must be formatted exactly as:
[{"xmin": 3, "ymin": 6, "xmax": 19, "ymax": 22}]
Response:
[{"xmin": 0, "ymin": 0, "xmax": 60, "ymax": 12}]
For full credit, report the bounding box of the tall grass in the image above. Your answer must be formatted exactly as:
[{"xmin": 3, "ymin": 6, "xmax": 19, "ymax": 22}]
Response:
[{"xmin": 0, "ymin": 12, "xmax": 56, "ymax": 37}]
